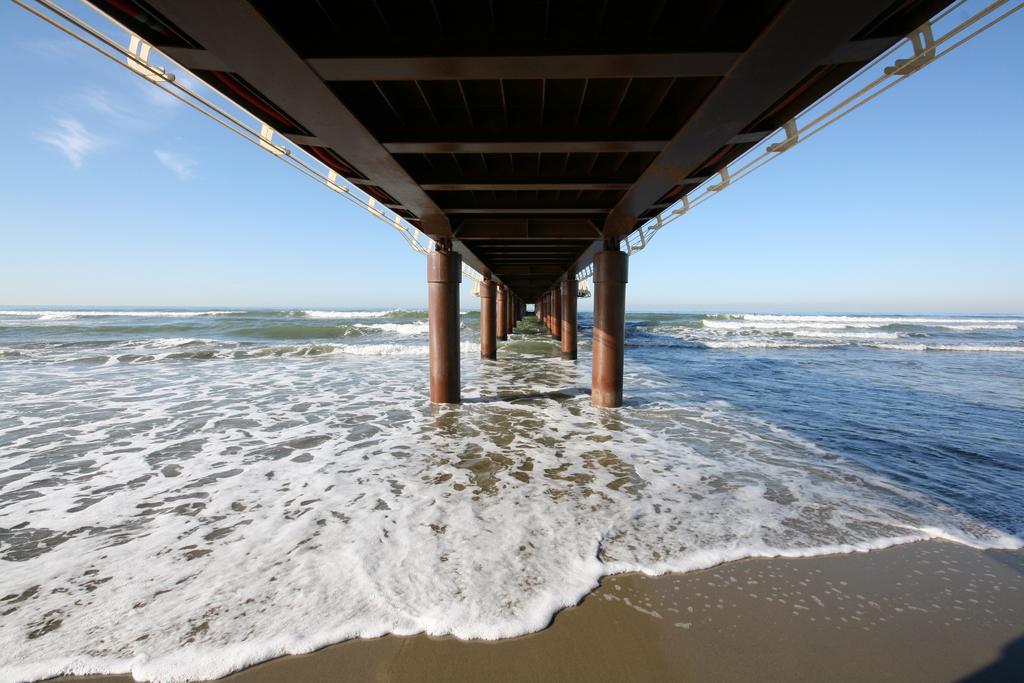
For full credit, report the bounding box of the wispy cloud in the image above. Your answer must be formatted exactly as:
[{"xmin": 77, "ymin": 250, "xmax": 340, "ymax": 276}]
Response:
[
  {"xmin": 154, "ymin": 149, "xmax": 195, "ymax": 180},
  {"xmin": 39, "ymin": 118, "xmax": 103, "ymax": 168},
  {"xmin": 79, "ymin": 87, "xmax": 151, "ymax": 129},
  {"xmin": 21, "ymin": 38, "xmax": 80, "ymax": 60}
]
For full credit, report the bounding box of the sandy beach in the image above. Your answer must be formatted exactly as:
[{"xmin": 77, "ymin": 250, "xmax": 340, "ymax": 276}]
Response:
[{"xmin": 57, "ymin": 540, "xmax": 1023, "ymax": 683}]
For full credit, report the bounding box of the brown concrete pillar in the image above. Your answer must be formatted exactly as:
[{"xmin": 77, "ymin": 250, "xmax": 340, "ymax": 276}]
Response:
[
  {"xmin": 497, "ymin": 285, "xmax": 508, "ymax": 341},
  {"xmin": 551, "ymin": 286, "xmax": 561, "ymax": 341},
  {"xmin": 507, "ymin": 292, "xmax": 515, "ymax": 332},
  {"xmin": 479, "ymin": 278, "xmax": 496, "ymax": 360},
  {"xmin": 592, "ymin": 247, "xmax": 628, "ymax": 407},
  {"xmin": 428, "ymin": 248, "xmax": 461, "ymax": 404},
  {"xmin": 535, "ymin": 301, "xmax": 542, "ymax": 320},
  {"xmin": 560, "ymin": 278, "xmax": 578, "ymax": 360}
]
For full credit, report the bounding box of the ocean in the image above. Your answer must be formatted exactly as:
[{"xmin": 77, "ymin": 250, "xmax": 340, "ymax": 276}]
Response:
[{"xmin": 1, "ymin": 308, "xmax": 1022, "ymax": 681}]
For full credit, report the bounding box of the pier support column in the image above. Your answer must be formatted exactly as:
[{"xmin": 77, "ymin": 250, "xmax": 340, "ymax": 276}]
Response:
[
  {"xmin": 560, "ymin": 278, "xmax": 578, "ymax": 360},
  {"xmin": 592, "ymin": 246, "xmax": 628, "ymax": 407},
  {"xmin": 535, "ymin": 301, "xmax": 542, "ymax": 320},
  {"xmin": 497, "ymin": 285, "xmax": 509, "ymax": 341},
  {"xmin": 479, "ymin": 278, "xmax": 496, "ymax": 360},
  {"xmin": 545, "ymin": 291, "xmax": 554, "ymax": 334},
  {"xmin": 428, "ymin": 247, "xmax": 461, "ymax": 404},
  {"xmin": 552, "ymin": 286, "xmax": 562, "ymax": 341}
]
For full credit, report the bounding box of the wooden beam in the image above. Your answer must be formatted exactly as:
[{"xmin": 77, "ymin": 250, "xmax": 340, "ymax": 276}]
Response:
[
  {"xmin": 603, "ymin": 0, "xmax": 899, "ymax": 237},
  {"xmin": 384, "ymin": 141, "xmax": 665, "ymax": 154},
  {"xmin": 308, "ymin": 52, "xmax": 740, "ymax": 81}
]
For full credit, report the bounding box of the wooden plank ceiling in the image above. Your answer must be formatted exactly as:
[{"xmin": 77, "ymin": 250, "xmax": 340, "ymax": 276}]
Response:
[{"xmin": 93, "ymin": 0, "xmax": 951, "ymax": 300}]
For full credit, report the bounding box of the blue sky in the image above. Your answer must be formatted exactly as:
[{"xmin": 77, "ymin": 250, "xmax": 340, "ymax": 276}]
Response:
[{"xmin": 1, "ymin": 2, "xmax": 1022, "ymax": 313}]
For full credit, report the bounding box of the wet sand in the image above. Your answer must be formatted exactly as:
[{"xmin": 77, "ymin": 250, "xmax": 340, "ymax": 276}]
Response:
[{"xmin": 60, "ymin": 540, "xmax": 1023, "ymax": 682}]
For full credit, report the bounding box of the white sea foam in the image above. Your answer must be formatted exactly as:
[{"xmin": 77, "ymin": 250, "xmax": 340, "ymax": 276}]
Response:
[
  {"xmin": 654, "ymin": 313, "xmax": 1023, "ymax": 352},
  {"xmin": 787, "ymin": 330, "xmax": 902, "ymax": 340},
  {"xmin": 352, "ymin": 321, "xmax": 430, "ymax": 337},
  {"xmin": 635, "ymin": 332, "xmax": 1023, "ymax": 352},
  {"xmin": 120, "ymin": 338, "xmax": 226, "ymax": 350},
  {"xmin": 1, "ymin": 341, "xmax": 482, "ymax": 364},
  {"xmin": 322, "ymin": 341, "xmax": 477, "ymax": 356},
  {"xmin": 871, "ymin": 343, "xmax": 1024, "ymax": 353},
  {"xmin": 734, "ymin": 314, "xmax": 1024, "ymax": 325},
  {"xmin": 300, "ymin": 310, "xmax": 395, "ymax": 319},
  {"xmin": 703, "ymin": 319, "xmax": 897, "ymax": 330},
  {"xmin": 940, "ymin": 323, "xmax": 1020, "ymax": 331},
  {"xmin": 702, "ymin": 318, "xmax": 1022, "ymax": 333},
  {"xmin": 697, "ymin": 340, "xmax": 1024, "ymax": 352},
  {"xmin": 1, "ymin": 347, "xmax": 1020, "ymax": 682},
  {"xmin": 699, "ymin": 340, "xmax": 835, "ymax": 350},
  {"xmin": 0, "ymin": 310, "xmax": 241, "ymax": 321}
]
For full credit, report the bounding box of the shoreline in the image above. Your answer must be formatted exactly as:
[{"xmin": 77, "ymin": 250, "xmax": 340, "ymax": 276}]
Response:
[{"xmin": 53, "ymin": 539, "xmax": 1024, "ymax": 683}]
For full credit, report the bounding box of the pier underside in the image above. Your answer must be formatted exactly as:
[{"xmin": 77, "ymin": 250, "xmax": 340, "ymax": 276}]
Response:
[{"xmin": 93, "ymin": 0, "xmax": 953, "ymax": 404}]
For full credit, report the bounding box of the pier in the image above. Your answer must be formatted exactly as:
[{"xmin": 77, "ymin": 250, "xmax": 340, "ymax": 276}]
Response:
[{"xmin": 63, "ymin": 0, "xmax": 994, "ymax": 405}]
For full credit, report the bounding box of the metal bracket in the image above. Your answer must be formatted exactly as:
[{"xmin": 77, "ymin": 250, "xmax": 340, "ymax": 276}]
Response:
[
  {"xmin": 708, "ymin": 168, "xmax": 731, "ymax": 192},
  {"xmin": 258, "ymin": 123, "xmax": 289, "ymax": 157},
  {"xmin": 766, "ymin": 119, "xmax": 800, "ymax": 153},
  {"xmin": 326, "ymin": 170, "xmax": 348, "ymax": 193},
  {"xmin": 885, "ymin": 23, "xmax": 936, "ymax": 77},
  {"xmin": 672, "ymin": 196, "xmax": 690, "ymax": 215},
  {"xmin": 366, "ymin": 196, "xmax": 383, "ymax": 217},
  {"xmin": 127, "ymin": 35, "xmax": 173, "ymax": 83}
]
